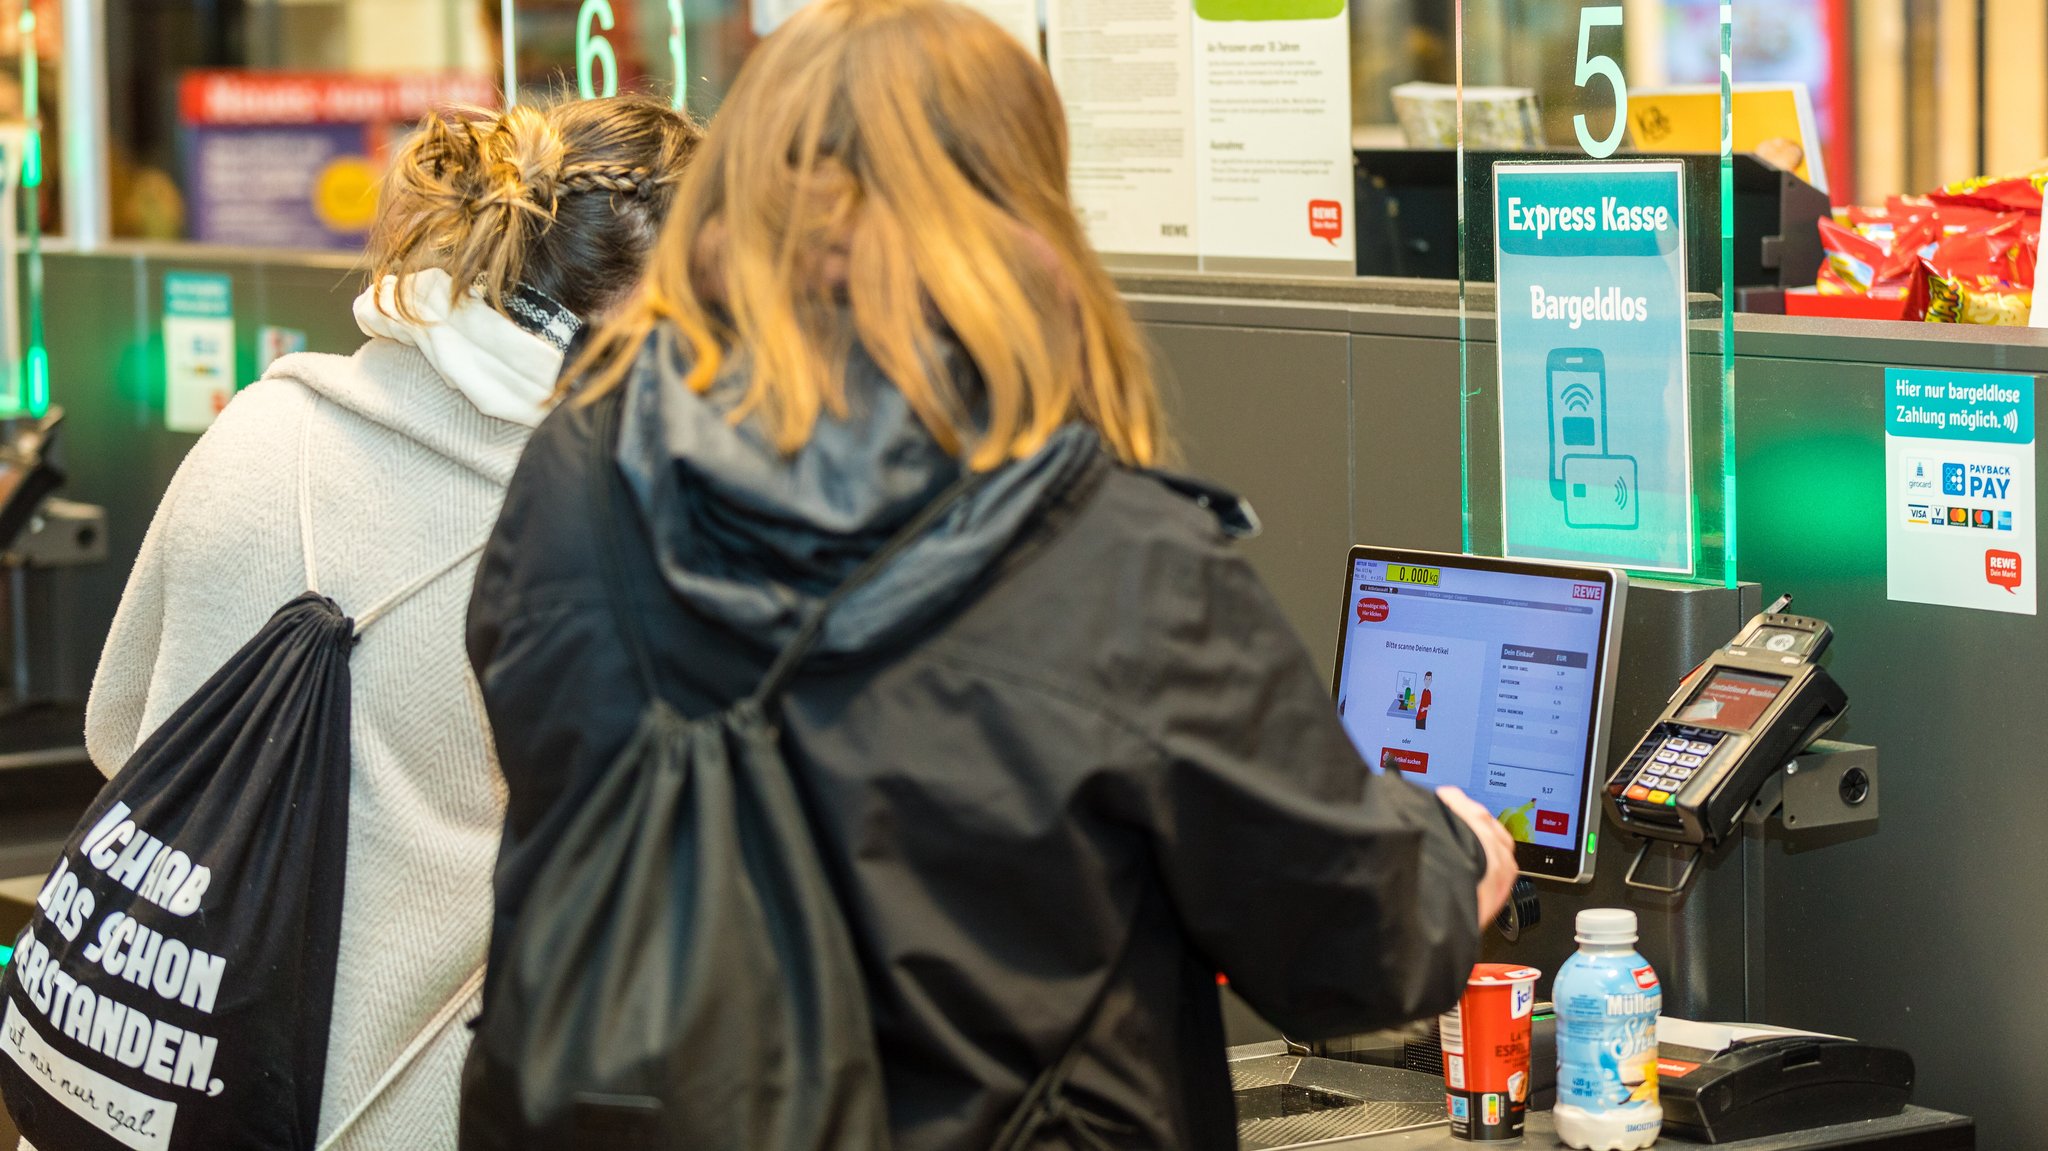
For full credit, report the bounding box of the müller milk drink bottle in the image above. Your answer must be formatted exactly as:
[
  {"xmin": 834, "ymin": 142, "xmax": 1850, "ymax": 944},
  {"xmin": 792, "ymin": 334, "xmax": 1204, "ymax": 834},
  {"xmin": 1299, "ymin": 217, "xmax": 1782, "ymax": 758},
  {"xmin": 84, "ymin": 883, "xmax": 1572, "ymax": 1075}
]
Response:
[{"xmin": 1553, "ymin": 909, "xmax": 1663, "ymax": 1150}]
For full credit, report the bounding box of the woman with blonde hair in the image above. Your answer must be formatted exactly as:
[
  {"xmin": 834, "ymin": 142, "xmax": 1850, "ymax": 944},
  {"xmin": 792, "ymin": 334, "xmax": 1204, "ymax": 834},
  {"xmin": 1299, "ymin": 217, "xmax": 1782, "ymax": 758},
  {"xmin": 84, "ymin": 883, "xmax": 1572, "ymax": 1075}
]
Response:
[
  {"xmin": 68, "ymin": 96, "xmax": 699, "ymax": 1149},
  {"xmin": 466, "ymin": 4, "xmax": 1513, "ymax": 1148}
]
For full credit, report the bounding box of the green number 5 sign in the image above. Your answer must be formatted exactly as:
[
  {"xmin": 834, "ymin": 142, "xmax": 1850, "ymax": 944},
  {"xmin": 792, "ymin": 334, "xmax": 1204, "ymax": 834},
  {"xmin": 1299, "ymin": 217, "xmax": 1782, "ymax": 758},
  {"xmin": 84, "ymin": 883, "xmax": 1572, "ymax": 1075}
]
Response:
[{"xmin": 1572, "ymin": 5, "xmax": 1626, "ymax": 158}]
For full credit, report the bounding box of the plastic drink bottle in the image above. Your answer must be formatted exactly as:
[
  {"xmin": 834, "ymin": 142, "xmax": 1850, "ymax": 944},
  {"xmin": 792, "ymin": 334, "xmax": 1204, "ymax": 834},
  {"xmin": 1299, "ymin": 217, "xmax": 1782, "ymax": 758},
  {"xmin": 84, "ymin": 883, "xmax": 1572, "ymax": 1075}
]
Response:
[{"xmin": 1553, "ymin": 908, "xmax": 1663, "ymax": 1150}]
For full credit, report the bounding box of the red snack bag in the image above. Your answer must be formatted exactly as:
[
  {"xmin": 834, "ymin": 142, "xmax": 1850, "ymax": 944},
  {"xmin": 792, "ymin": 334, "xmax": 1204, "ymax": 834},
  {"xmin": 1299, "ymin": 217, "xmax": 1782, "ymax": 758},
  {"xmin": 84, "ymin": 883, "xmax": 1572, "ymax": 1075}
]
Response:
[
  {"xmin": 1861, "ymin": 198, "xmax": 1939, "ymax": 268},
  {"xmin": 2015, "ymin": 223, "xmax": 2041, "ymax": 289},
  {"xmin": 1924, "ymin": 257, "xmax": 2031, "ymax": 324},
  {"xmin": 1932, "ymin": 174, "xmax": 2046, "ymax": 214},
  {"xmin": 1928, "ymin": 216, "xmax": 2023, "ymax": 289},
  {"xmin": 1817, "ymin": 217, "xmax": 1889, "ymax": 293}
]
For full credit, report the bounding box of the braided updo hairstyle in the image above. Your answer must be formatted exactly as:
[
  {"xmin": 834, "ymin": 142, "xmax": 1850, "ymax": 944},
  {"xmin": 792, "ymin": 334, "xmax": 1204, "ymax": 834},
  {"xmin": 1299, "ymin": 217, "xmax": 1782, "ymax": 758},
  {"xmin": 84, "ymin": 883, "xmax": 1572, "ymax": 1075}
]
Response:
[{"xmin": 366, "ymin": 94, "xmax": 702, "ymax": 323}]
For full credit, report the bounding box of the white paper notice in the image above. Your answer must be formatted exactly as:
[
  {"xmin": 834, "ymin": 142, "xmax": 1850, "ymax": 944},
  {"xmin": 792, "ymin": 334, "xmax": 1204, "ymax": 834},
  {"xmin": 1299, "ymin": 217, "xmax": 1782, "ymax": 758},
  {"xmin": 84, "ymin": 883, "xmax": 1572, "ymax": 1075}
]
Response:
[
  {"xmin": 1885, "ymin": 368, "xmax": 2036, "ymax": 615},
  {"xmin": 1192, "ymin": 2, "xmax": 1355, "ymax": 267},
  {"xmin": 163, "ymin": 273, "xmax": 237, "ymax": 435},
  {"xmin": 957, "ymin": 0, "xmax": 1040, "ymax": 52},
  {"xmin": 1047, "ymin": 0, "xmax": 1199, "ymax": 259}
]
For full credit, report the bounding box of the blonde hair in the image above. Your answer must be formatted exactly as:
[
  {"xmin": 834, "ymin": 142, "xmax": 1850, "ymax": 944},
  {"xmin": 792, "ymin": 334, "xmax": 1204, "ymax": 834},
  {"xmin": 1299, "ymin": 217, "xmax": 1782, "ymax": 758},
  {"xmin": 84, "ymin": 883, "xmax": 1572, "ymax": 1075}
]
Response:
[
  {"xmin": 574, "ymin": 0, "xmax": 1163, "ymax": 470},
  {"xmin": 367, "ymin": 95, "xmax": 702, "ymax": 322}
]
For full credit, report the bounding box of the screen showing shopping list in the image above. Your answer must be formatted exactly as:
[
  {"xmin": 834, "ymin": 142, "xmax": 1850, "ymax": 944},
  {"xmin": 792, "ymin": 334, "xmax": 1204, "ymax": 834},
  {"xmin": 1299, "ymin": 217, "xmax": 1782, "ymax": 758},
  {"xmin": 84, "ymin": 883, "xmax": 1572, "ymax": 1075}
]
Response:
[{"xmin": 1336, "ymin": 558, "xmax": 1607, "ymax": 850}]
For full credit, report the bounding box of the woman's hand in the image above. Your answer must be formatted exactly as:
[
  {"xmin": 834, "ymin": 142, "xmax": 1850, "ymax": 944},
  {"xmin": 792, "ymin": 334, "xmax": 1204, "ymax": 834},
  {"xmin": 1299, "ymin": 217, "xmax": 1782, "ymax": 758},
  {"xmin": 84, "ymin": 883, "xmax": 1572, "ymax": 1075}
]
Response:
[{"xmin": 1436, "ymin": 786, "xmax": 1519, "ymax": 933}]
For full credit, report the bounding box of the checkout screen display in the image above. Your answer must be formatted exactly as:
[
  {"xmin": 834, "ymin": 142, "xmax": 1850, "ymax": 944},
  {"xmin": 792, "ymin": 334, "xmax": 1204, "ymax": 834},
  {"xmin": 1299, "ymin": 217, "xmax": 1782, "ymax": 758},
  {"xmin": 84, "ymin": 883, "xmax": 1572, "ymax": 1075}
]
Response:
[
  {"xmin": 1336, "ymin": 558, "xmax": 1607, "ymax": 851},
  {"xmin": 1676, "ymin": 670, "xmax": 1786, "ymax": 731}
]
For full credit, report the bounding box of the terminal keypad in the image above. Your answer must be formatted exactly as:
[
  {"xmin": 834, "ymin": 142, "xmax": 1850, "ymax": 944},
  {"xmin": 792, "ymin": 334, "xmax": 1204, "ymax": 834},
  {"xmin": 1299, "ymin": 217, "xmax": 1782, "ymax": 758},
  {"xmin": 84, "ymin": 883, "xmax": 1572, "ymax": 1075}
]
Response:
[{"xmin": 1611, "ymin": 725, "xmax": 1727, "ymax": 806}]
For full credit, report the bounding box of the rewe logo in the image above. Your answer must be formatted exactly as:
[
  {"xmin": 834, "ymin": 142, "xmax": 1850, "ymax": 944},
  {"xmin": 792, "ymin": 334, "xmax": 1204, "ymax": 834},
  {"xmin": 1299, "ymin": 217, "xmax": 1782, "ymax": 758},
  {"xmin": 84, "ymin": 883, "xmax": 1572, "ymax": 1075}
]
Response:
[
  {"xmin": 1308, "ymin": 199, "xmax": 1343, "ymax": 244},
  {"xmin": 1572, "ymin": 584, "xmax": 1603, "ymax": 600}
]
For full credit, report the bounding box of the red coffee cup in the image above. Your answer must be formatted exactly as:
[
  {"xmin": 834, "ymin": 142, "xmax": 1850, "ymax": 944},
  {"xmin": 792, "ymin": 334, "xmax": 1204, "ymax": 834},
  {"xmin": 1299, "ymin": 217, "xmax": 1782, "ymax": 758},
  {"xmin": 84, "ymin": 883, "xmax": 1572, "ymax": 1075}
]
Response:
[{"xmin": 1440, "ymin": 963, "xmax": 1540, "ymax": 1140}]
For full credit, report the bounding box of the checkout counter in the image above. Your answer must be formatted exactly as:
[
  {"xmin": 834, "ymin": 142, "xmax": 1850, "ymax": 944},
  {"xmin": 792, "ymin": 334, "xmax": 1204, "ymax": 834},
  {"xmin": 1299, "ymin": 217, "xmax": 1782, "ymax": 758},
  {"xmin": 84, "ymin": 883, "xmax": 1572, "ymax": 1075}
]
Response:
[
  {"xmin": 1226, "ymin": 1040, "xmax": 1970, "ymax": 1151},
  {"xmin": 0, "ymin": 199, "xmax": 2025, "ymax": 1146}
]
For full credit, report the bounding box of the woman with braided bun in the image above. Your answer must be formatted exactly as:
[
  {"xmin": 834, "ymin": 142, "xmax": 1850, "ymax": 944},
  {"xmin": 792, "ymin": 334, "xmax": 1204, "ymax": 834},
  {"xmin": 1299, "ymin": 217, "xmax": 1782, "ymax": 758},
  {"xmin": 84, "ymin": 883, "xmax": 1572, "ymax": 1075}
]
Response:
[{"xmin": 63, "ymin": 96, "xmax": 699, "ymax": 1151}]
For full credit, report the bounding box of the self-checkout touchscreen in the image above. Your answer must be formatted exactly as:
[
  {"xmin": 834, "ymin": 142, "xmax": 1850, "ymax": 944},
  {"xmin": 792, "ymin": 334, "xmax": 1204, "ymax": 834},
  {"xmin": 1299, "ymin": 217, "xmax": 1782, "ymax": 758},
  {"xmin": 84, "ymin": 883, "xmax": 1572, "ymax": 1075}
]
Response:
[{"xmin": 1332, "ymin": 548, "xmax": 1626, "ymax": 882}]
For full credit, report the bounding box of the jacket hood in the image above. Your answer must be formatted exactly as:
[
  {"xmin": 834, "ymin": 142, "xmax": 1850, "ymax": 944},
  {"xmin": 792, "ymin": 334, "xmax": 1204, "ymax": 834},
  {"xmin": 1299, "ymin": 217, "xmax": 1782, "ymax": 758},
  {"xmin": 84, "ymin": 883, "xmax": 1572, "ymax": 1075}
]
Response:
[
  {"xmin": 616, "ymin": 327, "xmax": 1104, "ymax": 657},
  {"xmin": 352, "ymin": 270, "xmax": 566, "ymax": 428},
  {"xmin": 260, "ymin": 271, "xmax": 562, "ymax": 487}
]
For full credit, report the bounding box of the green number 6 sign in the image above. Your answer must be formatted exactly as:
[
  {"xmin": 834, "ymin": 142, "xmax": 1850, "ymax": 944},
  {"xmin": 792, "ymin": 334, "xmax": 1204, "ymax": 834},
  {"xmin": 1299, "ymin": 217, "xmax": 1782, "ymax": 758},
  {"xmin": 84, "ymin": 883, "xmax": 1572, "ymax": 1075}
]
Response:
[{"xmin": 577, "ymin": 0, "xmax": 618, "ymax": 100}]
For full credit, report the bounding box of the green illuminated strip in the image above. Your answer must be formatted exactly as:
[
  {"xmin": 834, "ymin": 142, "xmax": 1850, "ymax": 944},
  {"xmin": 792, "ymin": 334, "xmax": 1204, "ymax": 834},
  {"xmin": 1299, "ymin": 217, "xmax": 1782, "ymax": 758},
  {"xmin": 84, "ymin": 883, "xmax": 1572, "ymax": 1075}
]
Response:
[
  {"xmin": 19, "ymin": 12, "xmax": 36, "ymax": 190},
  {"xmin": 502, "ymin": 0, "xmax": 518, "ymax": 105},
  {"xmin": 1453, "ymin": 0, "xmax": 1471, "ymax": 555},
  {"xmin": 13, "ymin": 6, "xmax": 43, "ymax": 417},
  {"xmin": 0, "ymin": 942, "xmax": 12, "ymax": 968},
  {"xmin": 1718, "ymin": 4, "xmax": 1736, "ymax": 587},
  {"xmin": 668, "ymin": 0, "xmax": 687, "ymax": 111}
]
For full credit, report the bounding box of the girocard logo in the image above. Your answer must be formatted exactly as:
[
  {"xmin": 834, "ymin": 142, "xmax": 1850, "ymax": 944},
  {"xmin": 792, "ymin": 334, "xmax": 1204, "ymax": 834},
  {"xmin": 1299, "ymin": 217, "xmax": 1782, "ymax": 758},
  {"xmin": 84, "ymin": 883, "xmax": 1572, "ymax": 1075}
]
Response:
[
  {"xmin": 1633, "ymin": 965, "xmax": 1659, "ymax": 990},
  {"xmin": 1356, "ymin": 597, "xmax": 1390, "ymax": 623},
  {"xmin": 1309, "ymin": 199, "xmax": 1344, "ymax": 244},
  {"xmin": 1987, "ymin": 550, "xmax": 2023, "ymax": 593},
  {"xmin": 1572, "ymin": 584, "xmax": 1603, "ymax": 601},
  {"xmin": 1905, "ymin": 458, "xmax": 1936, "ymax": 493}
]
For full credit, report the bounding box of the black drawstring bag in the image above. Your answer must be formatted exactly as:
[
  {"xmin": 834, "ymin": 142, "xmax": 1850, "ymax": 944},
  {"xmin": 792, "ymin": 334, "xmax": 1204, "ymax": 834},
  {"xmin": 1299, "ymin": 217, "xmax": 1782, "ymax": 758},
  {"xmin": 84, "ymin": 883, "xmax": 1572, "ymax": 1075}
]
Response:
[
  {"xmin": 459, "ymin": 395, "xmax": 1122, "ymax": 1151},
  {"xmin": 0, "ymin": 399, "xmax": 484, "ymax": 1151}
]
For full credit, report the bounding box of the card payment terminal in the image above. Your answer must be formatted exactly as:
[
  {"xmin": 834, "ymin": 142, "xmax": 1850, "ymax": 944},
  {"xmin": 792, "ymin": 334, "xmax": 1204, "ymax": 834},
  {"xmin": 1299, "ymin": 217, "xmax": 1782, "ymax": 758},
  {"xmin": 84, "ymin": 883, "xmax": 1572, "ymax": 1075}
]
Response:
[{"xmin": 1605, "ymin": 599, "xmax": 1848, "ymax": 873}]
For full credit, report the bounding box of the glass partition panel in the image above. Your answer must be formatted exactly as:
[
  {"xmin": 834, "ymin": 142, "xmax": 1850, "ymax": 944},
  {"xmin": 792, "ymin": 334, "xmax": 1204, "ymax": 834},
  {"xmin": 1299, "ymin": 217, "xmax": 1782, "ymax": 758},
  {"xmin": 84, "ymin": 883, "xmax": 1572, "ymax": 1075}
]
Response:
[{"xmin": 1454, "ymin": 0, "xmax": 1735, "ymax": 587}]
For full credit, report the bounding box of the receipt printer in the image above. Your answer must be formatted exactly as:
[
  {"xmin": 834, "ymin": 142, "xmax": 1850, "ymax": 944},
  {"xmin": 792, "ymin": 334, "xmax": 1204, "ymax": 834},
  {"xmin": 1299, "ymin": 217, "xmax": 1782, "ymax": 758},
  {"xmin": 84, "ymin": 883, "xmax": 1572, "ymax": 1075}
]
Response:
[{"xmin": 1657, "ymin": 1019, "xmax": 1914, "ymax": 1143}]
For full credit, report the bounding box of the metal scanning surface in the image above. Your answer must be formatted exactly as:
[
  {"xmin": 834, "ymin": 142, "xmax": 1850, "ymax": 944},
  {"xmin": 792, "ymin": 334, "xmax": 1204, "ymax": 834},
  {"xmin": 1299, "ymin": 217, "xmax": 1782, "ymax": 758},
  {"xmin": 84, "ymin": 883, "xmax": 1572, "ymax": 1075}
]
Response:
[
  {"xmin": 1230, "ymin": 1066, "xmax": 1287, "ymax": 1093},
  {"xmin": 1237, "ymin": 1100, "xmax": 1448, "ymax": 1150}
]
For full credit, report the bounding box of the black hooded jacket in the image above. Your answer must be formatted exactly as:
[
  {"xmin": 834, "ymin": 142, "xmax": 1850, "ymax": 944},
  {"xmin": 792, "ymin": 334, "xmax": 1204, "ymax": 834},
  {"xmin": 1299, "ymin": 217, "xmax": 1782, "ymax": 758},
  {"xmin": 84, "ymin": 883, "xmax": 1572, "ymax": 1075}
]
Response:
[{"xmin": 466, "ymin": 337, "xmax": 1487, "ymax": 1150}]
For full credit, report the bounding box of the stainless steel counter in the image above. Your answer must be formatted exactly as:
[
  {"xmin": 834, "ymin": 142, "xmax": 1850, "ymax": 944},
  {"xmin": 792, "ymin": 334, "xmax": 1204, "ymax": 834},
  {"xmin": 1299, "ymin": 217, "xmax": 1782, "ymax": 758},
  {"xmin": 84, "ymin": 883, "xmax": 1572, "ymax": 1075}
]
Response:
[{"xmin": 1230, "ymin": 1047, "xmax": 1974, "ymax": 1151}]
